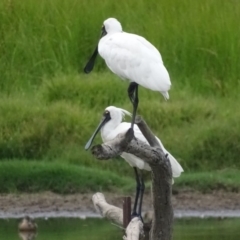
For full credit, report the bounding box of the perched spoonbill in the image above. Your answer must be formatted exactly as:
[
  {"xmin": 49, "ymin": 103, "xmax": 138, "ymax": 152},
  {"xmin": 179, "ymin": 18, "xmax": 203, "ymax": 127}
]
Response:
[
  {"xmin": 84, "ymin": 18, "xmax": 171, "ymax": 129},
  {"xmin": 85, "ymin": 106, "xmax": 183, "ymax": 219}
]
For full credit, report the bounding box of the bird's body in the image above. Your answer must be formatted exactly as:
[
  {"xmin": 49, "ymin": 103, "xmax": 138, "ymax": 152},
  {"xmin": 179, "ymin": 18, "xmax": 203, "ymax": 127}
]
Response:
[
  {"xmin": 84, "ymin": 18, "xmax": 172, "ymax": 129},
  {"xmin": 98, "ymin": 19, "xmax": 171, "ymax": 99},
  {"xmin": 100, "ymin": 106, "xmax": 183, "ymax": 179},
  {"xmin": 85, "ymin": 105, "xmax": 183, "ymax": 219}
]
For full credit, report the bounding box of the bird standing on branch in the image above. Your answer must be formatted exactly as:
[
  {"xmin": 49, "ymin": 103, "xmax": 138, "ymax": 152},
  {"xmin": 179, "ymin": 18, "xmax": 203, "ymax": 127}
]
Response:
[{"xmin": 84, "ymin": 18, "xmax": 171, "ymax": 129}]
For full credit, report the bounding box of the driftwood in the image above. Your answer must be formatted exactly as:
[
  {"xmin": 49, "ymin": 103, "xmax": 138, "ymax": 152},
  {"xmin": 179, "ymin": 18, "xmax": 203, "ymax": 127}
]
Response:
[
  {"xmin": 91, "ymin": 116, "xmax": 173, "ymax": 240},
  {"xmin": 123, "ymin": 217, "xmax": 144, "ymax": 240},
  {"xmin": 92, "ymin": 193, "xmax": 143, "ymax": 240},
  {"xmin": 92, "ymin": 192, "xmax": 123, "ymax": 226}
]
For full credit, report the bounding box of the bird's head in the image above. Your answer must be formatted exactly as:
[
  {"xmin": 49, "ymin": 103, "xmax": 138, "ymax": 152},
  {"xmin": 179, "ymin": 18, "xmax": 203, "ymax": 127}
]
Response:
[
  {"xmin": 84, "ymin": 106, "xmax": 131, "ymax": 150},
  {"xmin": 102, "ymin": 18, "xmax": 122, "ymax": 35},
  {"xmin": 83, "ymin": 17, "xmax": 122, "ymax": 74},
  {"xmin": 104, "ymin": 106, "xmax": 131, "ymax": 122}
]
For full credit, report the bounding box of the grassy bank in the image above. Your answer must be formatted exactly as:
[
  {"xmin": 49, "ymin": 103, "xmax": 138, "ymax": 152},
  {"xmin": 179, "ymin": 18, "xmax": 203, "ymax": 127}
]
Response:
[
  {"xmin": 0, "ymin": 0, "xmax": 239, "ymax": 193},
  {"xmin": 0, "ymin": 161, "xmax": 239, "ymax": 194},
  {"xmin": 1, "ymin": 73, "xmax": 240, "ymax": 172},
  {"xmin": 0, "ymin": 160, "xmax": 132, "ymax": 194},
  {"xmin": 175, "ymin": 169, "xmax": 240, "ymax": 193},
  {"xmin": 0, "ymin": 0, "xmax": 239, "ymax": 93}
]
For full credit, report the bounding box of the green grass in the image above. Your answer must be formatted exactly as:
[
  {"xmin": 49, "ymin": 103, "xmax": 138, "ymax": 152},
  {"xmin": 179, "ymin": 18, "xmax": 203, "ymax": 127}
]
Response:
[
  {"xmin": 0, "ymin": 0, "xmax": 239, "ymax": 94},
  {"xmin": 0, "ymin": 160, "xmax": 132, "ymax": 194},
  {"xmin": 0, "ymin": 0, "xmax": 240, "ymax": 193},
  {"xmin": 0, "ymin": 161, "xmax": 239, "ymax": 194},
  {"xmin": 1, "ymin": 73, "xmax": 240, "ymax": 173},
  {"xmin": 175, "ymin": 169, "xmax": 240, "ymax": 193}
]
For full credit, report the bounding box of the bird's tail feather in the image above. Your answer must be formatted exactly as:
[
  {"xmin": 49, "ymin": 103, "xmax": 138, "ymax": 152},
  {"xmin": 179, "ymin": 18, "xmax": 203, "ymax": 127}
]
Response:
[
  {"xmin": 161, "ymin": 91, "xmax": 169, "ymax": 100},
  {"xmin": 167, "ymin": 152, "xmax": 184, "ymax": 178},
  {"xmin": 156, "ymin": 138, "xmax": 183, "ymax": 178}
]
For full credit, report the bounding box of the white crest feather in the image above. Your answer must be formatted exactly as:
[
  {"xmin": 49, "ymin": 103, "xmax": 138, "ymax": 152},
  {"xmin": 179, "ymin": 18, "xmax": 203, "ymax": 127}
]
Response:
[{"xmin": 119, "ymin": 108, "xmax": 132, "ymax": 120}]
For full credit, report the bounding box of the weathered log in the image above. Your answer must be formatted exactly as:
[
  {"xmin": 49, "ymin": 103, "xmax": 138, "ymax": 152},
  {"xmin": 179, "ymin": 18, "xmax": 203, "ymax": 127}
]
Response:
[
  {"xmin": 134, "ymin": 116, "xmax": 160, "ymax": 148},
  {"xmin": 135, "ymin": 117, "xmax": 173, "ymax": 240},
  {"xmin": 91, "ymin": 128, "xmax": 167, "ymax": 167},
  {"xmin": 92, "ymin": 193, "xmax": 144, "ymax": 240},
  {"xmin": 92, "ymin": 192, "xmax": 123, "ymax": 226},
  {"xmin": 123, "ymin": 217, "xmax": 144, "ymax": 240},
  {"xmin": 91, "ymin": 116, "xmax": 173, "ymax": 240}
]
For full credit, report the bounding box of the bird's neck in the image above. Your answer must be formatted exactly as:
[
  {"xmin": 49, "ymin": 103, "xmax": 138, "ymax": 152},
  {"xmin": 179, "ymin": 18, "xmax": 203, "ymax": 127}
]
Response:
[{"xmin": 101, "ymin": 120, "xmax": 120, "ymax": 142}]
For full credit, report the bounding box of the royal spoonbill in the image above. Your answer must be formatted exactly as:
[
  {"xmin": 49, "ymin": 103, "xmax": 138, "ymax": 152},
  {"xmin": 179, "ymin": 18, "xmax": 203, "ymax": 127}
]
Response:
[
  {"xmin": 85, "ymin": 106, "xmax": 183, "ymax": 219},
  {"xmin": 84, "ymin": 18, "xmax": 171, "ymax": 129}
]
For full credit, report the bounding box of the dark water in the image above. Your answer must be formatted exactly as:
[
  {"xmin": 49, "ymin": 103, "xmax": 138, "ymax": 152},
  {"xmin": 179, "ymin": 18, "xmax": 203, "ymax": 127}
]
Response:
[
  {"xmin": 0, "ymin": 218, "xmax": 239, "ymax": 240},
  {"xmin": 174, "ymin": 218, "xmax": 240, "ymax": 240}
]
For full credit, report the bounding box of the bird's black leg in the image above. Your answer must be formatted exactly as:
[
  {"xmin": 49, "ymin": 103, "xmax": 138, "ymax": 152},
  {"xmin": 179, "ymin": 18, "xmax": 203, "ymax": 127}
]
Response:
[
  {"xmin": 132, "ymin": 167, "xmax": 141, "ymax": 218},
  {"xmin": 132, "ymin": 84, "xmax": 139, "ymax": 129},
  {"xmin": 137, "ymin": 171, "xmax": 145, "ymax": 222},
  {"xmin": 128, "ymin": 82, "xmax": 139, "ymax": 129}
]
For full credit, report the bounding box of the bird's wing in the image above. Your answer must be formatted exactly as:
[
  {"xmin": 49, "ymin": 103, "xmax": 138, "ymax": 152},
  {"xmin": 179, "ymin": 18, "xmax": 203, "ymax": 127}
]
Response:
[
  {"xmin": 123, "ymin": 123, "xmax": 184, "ymax": 178},
  {"xmin": 99, "ymin": 32, "xmax": 162, "ymax": 62},
  {"xmin": 106, "ymin": 122, "xmax": 148, "ymax": 143},
  {"xmin": 107, "ymin": 122, "xmax": 183, "ymax": 178},
  {"xmin": 98, "ymin": 32, "xmax": 171, "ymax": 93},
  {"xmin": 103, "ymin": 122, "xmax": 149, "ymax": 170},
  {"xmin": 156, "ymin": 138, "xmax": 184, "ymax": 178},
  {"xmin": 129, "ymin": 33, "xmax": 163, "ymax": 62}
]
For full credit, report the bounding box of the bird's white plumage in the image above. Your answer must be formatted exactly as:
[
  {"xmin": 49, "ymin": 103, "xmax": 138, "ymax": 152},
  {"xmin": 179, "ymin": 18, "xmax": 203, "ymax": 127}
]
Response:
[
  {"xmin": 101, "ymin": 106, "xmax": 184, "ymax": 179},
  {"xmin": 98, "ymin": 18, "xmax": 171, "ymax": 100}
]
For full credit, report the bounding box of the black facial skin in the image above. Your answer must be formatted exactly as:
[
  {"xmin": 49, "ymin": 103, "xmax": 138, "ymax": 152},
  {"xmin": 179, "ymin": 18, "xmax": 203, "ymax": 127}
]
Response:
[
  {"xmin": 83, "ymin": 26, "xmax": 107, "ymax": 74},
  {"xmin": 101, "ymin": 26, "xmax": 107, "ymax": 37},
  {"xmin": 84, "ymin": 110, "xmax": 111, "ymax": 150}
]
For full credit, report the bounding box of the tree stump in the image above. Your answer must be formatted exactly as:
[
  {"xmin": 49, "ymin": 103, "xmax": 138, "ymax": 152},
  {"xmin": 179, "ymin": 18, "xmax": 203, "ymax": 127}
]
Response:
[{"xmin": 91, "ymin": 116, "xmax": 173, "ymax": 240}]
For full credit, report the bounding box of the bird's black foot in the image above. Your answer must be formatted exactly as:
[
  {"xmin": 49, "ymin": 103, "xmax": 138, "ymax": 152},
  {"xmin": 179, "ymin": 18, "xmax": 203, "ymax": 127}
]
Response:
[
  {"xmin": 127, "ymin": 82, "xmax": 139, "ymax": 129},
  {"xmin": 128, "ymin": 82, "xmax": 138, "ymax": 102},
  {"xmin": 131, "ymin": 211, "xmax": 138, "ymax": 219},
  {"xmin": 131, "ymin": 212, "xmax": 144, "ymax": 223}
]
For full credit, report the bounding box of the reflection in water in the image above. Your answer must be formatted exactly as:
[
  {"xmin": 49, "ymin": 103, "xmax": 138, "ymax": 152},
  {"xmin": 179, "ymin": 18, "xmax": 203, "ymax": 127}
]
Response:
[
  {"xmin": 0, "ymin": 218, "xmax": 239, "ymax": 240},
  {"xmin": 19, "ymin": 231, "xmax": 37, "ymax": 240},
  {"xmin": 17, "ymin": 216, "xmax": 38, "ymax": 240}
]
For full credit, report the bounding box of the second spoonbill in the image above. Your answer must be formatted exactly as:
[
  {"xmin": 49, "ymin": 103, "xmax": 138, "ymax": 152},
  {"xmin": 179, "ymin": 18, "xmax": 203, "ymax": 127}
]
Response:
[{"xmin": 85, "ymin": 106, "xmax": 183, "ymax": 219}]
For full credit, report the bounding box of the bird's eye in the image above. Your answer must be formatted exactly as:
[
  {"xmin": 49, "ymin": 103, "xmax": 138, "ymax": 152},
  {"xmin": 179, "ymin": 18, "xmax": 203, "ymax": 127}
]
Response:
[{"xmin": 103, "ymin": 110, "xmax": 109, "ymax": 116}]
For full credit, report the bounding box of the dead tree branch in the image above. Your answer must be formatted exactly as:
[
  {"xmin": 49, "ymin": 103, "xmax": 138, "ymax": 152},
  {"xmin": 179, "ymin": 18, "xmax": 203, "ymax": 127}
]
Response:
[
  {"xmin": 135, "ymin": 116, "xmax": 173, "ymax": 240},
  {"xmin": 92, "ymin": 192, "xmax": 123, "ymax": 226},
  {"xmin": 91, "ymin": 116, "xmax": 173, "ymax": 240},
  {"xmin": 92, "ymin": 193, "xmax": 144, "ymax": 240}
]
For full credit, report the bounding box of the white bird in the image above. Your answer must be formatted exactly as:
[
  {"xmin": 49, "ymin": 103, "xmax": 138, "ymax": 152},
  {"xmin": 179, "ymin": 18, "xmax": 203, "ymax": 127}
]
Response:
[
  {"xmin": 84, "ymin": 18, "xmax": 171, "ymax": 128},
  {"xmin": 85, "ymin": 106, "xmax": 183, "ymax": 218}
]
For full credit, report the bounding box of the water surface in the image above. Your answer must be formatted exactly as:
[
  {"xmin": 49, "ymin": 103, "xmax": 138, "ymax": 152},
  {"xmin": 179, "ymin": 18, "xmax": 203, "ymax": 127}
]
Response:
[{"xmin": 0, "ymin": 218, "xmax": 239, "ymax": 240}]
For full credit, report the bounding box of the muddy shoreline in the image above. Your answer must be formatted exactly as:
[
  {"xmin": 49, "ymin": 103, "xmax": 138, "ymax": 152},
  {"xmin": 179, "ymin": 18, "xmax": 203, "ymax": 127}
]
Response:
[{"xmin": 0, "ymin": 190, "xmax": 240, "ymax": 219}]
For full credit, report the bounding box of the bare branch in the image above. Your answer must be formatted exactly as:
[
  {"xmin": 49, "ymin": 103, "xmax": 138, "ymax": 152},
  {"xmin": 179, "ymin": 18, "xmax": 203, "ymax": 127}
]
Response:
[
  {"xmin": 123, "ymin": 217, "xmax": 144, "ymax": 240},
  {"xmin": 91, "ymin": 128, "xmax": 134, "ymax": 159},
  {"xmin": 91, "ymin": 132, "xmax": 168, "ymax": 169},
  {"xmin": 135, "ymin": 117, "xmax": 173, "ymax": 240},
  {"xmin": 92, "ymin": 193, "xmax": 144, "ymax": 240},
  {"xmin": 91, "ymin": 116, "xmax": 174, "ymax": 240},
  {"xmin": 135, "ymin": 116, "xmax": 160, "ymax": 148},
  {"xmin": 92, "ymin": 192, "xmax": 123, "ymax": 226}
]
